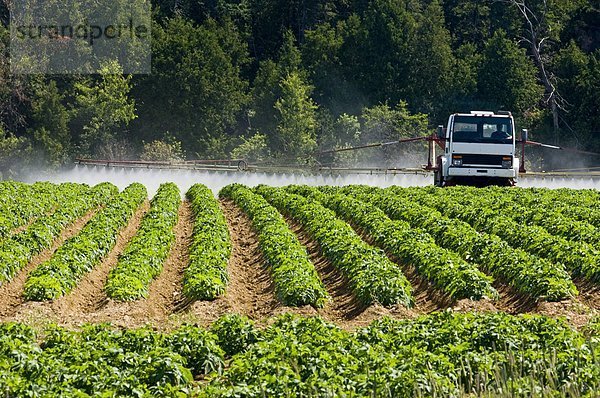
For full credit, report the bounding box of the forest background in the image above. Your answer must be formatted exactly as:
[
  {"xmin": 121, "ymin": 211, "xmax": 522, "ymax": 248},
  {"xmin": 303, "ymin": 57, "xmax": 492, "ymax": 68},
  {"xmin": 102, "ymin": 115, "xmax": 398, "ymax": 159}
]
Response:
[{"xmin": 0, "ymin": 0, "xmax": 598, "ymax": 175}]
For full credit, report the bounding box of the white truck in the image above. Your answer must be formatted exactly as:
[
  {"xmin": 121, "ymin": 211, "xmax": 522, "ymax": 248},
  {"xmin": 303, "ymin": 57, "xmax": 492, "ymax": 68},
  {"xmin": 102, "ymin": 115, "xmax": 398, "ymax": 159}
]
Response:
[{"xmin": 434, "ymin": 111, "xmax": 524, "ymax": 187}]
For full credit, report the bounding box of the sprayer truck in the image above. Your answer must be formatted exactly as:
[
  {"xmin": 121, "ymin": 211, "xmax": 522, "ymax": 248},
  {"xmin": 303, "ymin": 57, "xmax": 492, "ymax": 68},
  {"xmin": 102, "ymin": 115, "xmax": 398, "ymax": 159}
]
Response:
[
  {"xmin": 75, "ymin": 110, "xmax": 600, "ymax": 188},
  {"xmin": 433, "ymin": 111, "xmax": 525, "ymax": 187}
]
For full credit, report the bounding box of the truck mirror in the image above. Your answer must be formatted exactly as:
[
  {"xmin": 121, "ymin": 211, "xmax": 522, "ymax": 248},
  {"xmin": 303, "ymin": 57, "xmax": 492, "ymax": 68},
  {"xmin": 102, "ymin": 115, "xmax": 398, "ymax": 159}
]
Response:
[
  {"xmin": 521, "ymin": 129, "xmax": 528, "ymax": 142},
  {"xmin": 437, "ymin": 125, "xmax": 444, "ymax": 139}
]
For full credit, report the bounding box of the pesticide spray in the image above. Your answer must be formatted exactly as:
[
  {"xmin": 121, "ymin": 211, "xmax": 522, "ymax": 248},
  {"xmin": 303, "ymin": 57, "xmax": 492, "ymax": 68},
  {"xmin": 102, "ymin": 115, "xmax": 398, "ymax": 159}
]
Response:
[{"xmin": 21, "ymin": 163, "xmax": 600, "ymax": 195}]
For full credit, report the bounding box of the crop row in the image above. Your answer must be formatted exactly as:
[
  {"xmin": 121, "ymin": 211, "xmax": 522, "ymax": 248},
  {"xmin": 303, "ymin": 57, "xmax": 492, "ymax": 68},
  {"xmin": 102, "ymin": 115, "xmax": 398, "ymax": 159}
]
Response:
[
  {"xmin": 422, "ymin": 185, "xmax": 600, "ymax": 243},
  {"xmin": 0, "ymin": 183, "xmax": 117, "ymax": 285},
  {"xmin": 392, "ymin": 187, "xmax": 600, "ymax": 283},
  {"xmin": 342, "ymin": 186, "xmax": 577, "ymax": 301},
  {"xmin": 105, "ymin": 183, "xmax": 181, "ymax": 301},
  {"xmin": 183, "ymin": 184, "xmax": 232, "ymax": 301},
  {"xmin": 221, "ymin": 184, "xmax": 328, "ymax": 307},
  {"xmin": 0, "ymin": 182, "xmax": 65, "ymax": 239},
  {"xmin": 24, "ymin": 183, "xmax": 147, "ymax": 301},
  {"xmin": 415, "ymin": 185, "xmax": 600, "ymax": 246},
  {"xmin": 1, "ymin": 312, "xmax": 598, "ymax": 396},
  {"xmin": 286, "ymin": 185, "xmax": 497, "ymax": 300},
  {"xmin": 256, "ymin": 185, "xmax": 413, "ymax": 307}
]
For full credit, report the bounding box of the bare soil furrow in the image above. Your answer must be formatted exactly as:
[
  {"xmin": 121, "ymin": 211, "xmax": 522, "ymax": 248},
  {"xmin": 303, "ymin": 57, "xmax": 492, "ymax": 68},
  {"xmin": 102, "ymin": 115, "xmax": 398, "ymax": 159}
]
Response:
[
  {"xmin": 51, "ymin": 201, "xmax": 151, "ymax": 317},
  {"xmin": 89, "ymin": 200, "xmax": 194, "ymax": 328},
  {"xmin": 0, "ymin": 208, "xmax": 99, "ymax": 319},
  {"xmin": 349, "ymin": 223, "xmax": 453, "ymax": 312},
  {"xmin": 287, "ymin": 220, "xmax": 365, "ymax": 320},
  {"xmin": 188, "ymin": 199, "xmax": 281, "ymax": 327}
]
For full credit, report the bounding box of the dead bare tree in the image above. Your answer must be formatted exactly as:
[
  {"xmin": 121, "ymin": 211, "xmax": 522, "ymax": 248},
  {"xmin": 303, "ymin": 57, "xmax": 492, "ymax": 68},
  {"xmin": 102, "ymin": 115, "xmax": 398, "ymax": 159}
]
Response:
[{"xmin": 497, "ymin": 0, "xmax": 565, "ymax": 144}]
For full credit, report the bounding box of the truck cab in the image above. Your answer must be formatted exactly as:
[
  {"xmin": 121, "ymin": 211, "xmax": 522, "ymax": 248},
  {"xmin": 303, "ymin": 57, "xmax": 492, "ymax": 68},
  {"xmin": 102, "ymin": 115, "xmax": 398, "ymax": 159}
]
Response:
[{"xmin": 435, "ymin": 111, "xmax": 520, "ymax": 187}]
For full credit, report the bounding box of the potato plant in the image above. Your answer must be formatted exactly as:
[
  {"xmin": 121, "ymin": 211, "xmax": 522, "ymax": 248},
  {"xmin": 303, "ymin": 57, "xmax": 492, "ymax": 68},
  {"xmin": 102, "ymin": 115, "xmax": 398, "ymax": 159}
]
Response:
[
  {"xmin": 345, "ymin": 186, "xmax": 577, "ymax": 301},
  {"xmin": 2, "ymin": 313, "xmax": 597, "ymax": 397},
  {"xmin": 220, "ymin": 184, "xmax": 328, "ymax": 307},
  {"xmin": 257, "ymin": 185, "xmax": 413, "ymax": 308},
  {"xmin": 399, "ymin": 187, "xmax": 600, "ymax": 283},
  {"xmin": 105, "ymin": 183, "xmax": 181, "ymax": 301},
  {"xmin": 23, "ymin": 183, "xmax": 147, "ymax": 301},
  {"xmin": 287, "ymin": 185, "xmax": 497, "ymax": 301},
  {"xmin": 0, "ymin": 183, "xmax": 117, "ymax": 284},
  {"xmin": 0, "ymin": 181, "xmax": 69, "ymax": 239},
  {"xmin": 182, "ymin": 183, "xmax": 232, "ymax": 301}
]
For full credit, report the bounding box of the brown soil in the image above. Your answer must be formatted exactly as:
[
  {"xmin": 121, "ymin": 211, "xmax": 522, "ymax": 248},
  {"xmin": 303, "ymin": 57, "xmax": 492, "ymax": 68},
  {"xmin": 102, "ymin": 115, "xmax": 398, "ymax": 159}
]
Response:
[
  {"xmin": 6, "ymin": 201, "xmax": 150, "ymax": 326},
  {"xmin": 574, "ymin": 278, "xmax": 600, "ymax": 311},
  {"xmin": 0, "ymin": 208, "xmax": 99, "ymax": 319},
  {"xmin": 488, "ymin": 281, "xmax": 538, "ymax": 314},
  {"xmin": 140, "ymin": 200, "xmax": 194, "ymax": 315},
  {"xmin": 1, "ymin": 197, "xmax": 598, "ymax": 331},
  {"xmin": 83, "ymin": 200, "xmax": 195, "ymax": 328},
  {"xmin": 532, "ymin": 299, "xmax": 596, "ymax": 329},
  {"xmin": 186, "ymin": 199, "xmax": 282, "ymax": 327},
  {"xmin": 52, "ymin": 201, "xmax": 150, "ymax": 315},
  {"xmin": 286, "ymin": 219, "xmax": 425, "ymax": 329},
  {"xmin": 351, "ymin": 224, "xmax": 453, "ymax": 311},
  {"xmin": 287, "ymin": 220, "xmax": 366, "ymax": 320}
]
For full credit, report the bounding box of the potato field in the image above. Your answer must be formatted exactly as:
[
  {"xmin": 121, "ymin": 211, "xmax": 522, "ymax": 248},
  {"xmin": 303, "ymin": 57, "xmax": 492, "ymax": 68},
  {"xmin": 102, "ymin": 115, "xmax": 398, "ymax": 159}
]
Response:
[{"xmin": 0, "ymin": 181, "xmax": 599, "ymax": 397}]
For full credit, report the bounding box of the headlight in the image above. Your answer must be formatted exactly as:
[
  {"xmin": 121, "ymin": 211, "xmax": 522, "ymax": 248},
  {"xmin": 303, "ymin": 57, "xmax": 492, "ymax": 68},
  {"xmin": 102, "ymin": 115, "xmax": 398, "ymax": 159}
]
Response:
[
  {"xmin": 502, "ymin": 157, "xmax": 512, "ymax": 168},
  {"xmin": 452, "ymin": 156, "xmax": 462, "ymax": 167}
]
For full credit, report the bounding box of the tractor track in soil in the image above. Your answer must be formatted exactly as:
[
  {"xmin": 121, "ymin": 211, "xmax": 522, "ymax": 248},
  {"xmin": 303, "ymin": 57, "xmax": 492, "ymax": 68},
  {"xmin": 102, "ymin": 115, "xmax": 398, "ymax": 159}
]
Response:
[{"xmin": 0, "ymin": 207, "xmax": 100, "ymax": 320}]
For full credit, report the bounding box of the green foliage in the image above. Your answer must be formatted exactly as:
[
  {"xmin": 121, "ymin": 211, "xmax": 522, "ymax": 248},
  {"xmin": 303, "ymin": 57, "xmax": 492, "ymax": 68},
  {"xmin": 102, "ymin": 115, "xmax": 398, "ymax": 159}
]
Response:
[
  {"xmin": 1, "ymin": 0, "xmax": 598, "ymax": 168},
  {"xmin": 29, "ymin": 80, "xmax": 71, "ymax": 167},
  {"xmin": 478, "ymin": 30, "xmax": 544, "ymax": 113},
  {"xmin": 140, "ymin": 138, "xmax": 185, "ymax": 162},
  {"xmin": 288, "ymin": 185, "xmax": 497, "ymax": 301},
  {"xmin": 317, "ymin": 112, "xmax": 362, "ymax": 166},
  {"xmin": 557, "ymin": 48, "xmax": 600, "ymax": 150},
  {"xmin": 0, "ymin": 300, "xmax": 598, "ymax": 396},
  {"xmin": 250, "ymin": 32, "xmax": 321, "ymax": 161},
  {"xmin": 230, "ymin": 132, "xmax": 270, "ymax": 161},
  {"xmin": 0, "ymin": 182, "xmax": 117, "ymax": 284},
  {"xmin": 274, "ymin": 71, "xmax": 318, "ymax": 161},
  {"xmin": 183, "ymin": 184, "xmax": 231, "ymax": 301},
  {"xmin": 75, "ymin": 60, "xmax": 137, "ymax": 157},
  {"xmin": 0, "ymin": 322, "xmax": 223, "ymax": 396},
  {"xmin": 346, "ymin": 186, "xmax": 577, "ymax": 301},
  {"xmin": 360, "ymin": 101, "xmax": 429, "ymax": 166},
  {"xmin": 220, "ymin": 184, "xmax": 328, "ymax": 307},
  {"xmin": 256, "ymin": 185, "xmax": 413, "ymax": 307},
  {"xmin": 142, "ymin": 16, "xmax": 250, "ymax": 156},
  {"xmin": 0, "ymin": 181, "xmax": 63, "ymax": 239},
  {"xmin": 105, "ymin": 183, "xmax": 181, "ymax": 301},
  {"xmin": 167, "ymin": 324, "xmax": 225, "ymax": 375},
  {"xmin": 210, "ymin": 313, "xmax": 258, "ymax": 357},
  {"xmin": 203, "ymin": 312, "xmax": 600, "ymax": 397},
  {"xmin": 0, "ymin": 130, "xmax": 32, "ymax": 178},
  {"xmin": 24, "ymin": 183, "xmax": 147, "ymax": 301},
  {"xmin": 409, "ymin": 186, "xmax": 600, "ymax": 283}
]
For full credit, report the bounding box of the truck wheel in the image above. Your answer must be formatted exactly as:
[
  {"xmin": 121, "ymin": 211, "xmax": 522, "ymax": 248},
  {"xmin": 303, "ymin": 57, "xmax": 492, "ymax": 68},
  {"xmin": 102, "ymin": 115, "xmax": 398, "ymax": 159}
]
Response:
[{"xmin": 434, "ymin": 169, "xmax": 443, "ymax": 187}]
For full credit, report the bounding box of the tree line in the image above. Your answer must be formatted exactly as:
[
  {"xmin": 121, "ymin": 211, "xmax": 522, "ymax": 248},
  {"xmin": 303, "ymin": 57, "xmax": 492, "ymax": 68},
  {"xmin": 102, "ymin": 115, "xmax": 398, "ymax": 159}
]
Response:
[{"xmin": 0, "ymin": 0, "xmax": 598, "ymax": 175}]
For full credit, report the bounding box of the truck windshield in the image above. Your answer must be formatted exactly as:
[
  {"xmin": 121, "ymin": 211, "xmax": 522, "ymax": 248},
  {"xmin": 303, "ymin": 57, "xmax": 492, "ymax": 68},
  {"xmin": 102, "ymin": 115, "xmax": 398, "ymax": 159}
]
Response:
[{"xmin": 452, "ymin": 116, "xmax": 513, "ymax": 144}]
